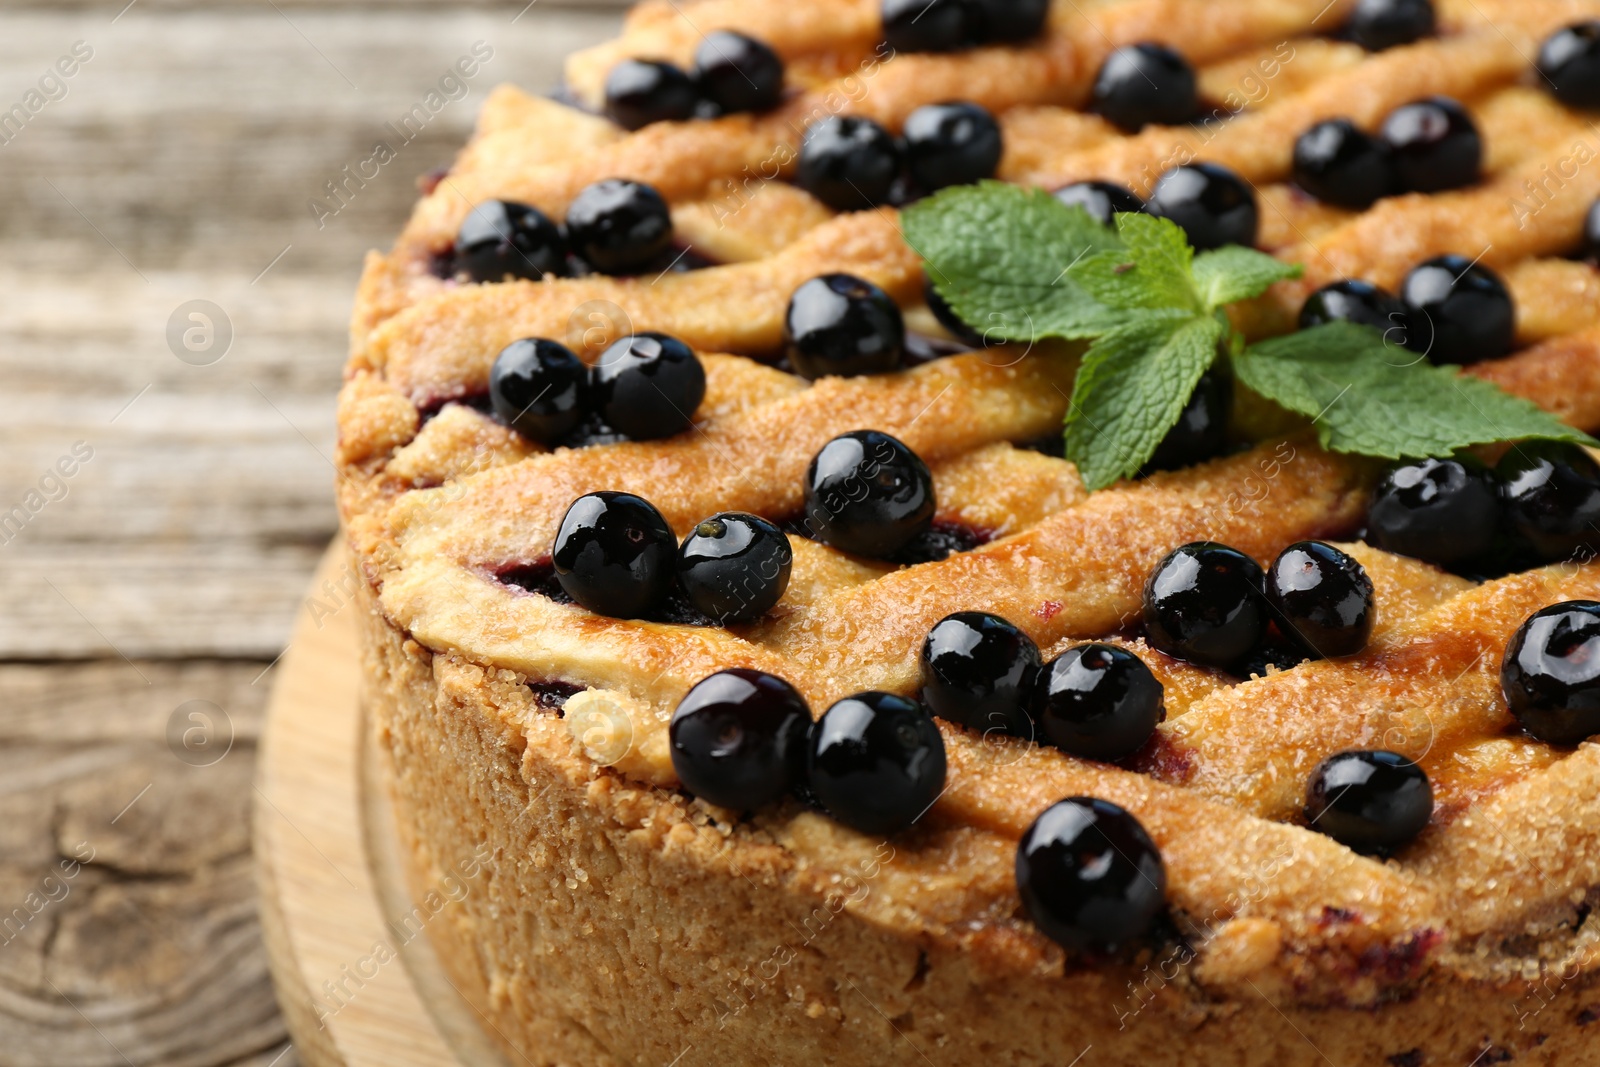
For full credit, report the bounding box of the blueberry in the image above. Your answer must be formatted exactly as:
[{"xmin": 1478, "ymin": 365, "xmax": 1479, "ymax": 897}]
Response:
[
  {"xmin": 488, "ymin": 338, "xmax": 588, "ymax": 444},
  {"xmin": 677, "ymin": 512, "xmax": 794, "ymax": 623},
  {"xmin": 454, "ymin": 200, "xmax": 567, "ymax": 282},
  {"xmin": 1090, "ymin": 43, "xmax": 1199, "ymax": 131},
  {"xmin": 552, "ymin": 491, "xmax": 677, "ymax": 618},
  {"xmin": 693, "ymin": 31, "xmax": 785, "ymax": 113},
  {"xmin": 784, "ymin": 274, "xmax": 906, "ymax": 378},
  {"xmin": 1142, "ymin": 542, "xmax": 1267, "ymax": 668},
  {"xmin": 1145, "ymin": 162, "xmax": 1259, "ymax": 251},
  {"xmin": 1495, "ymin": 442, "xmax": 1600, "ymax": 562},
  {"xmin": 1368, "ymin": 457, "xmax": 1501, "ymax": 566},
  {"xmin": 1016, "ymin": 797, "xmax": 1167, "ymax": 952},
  {"xmin": 903, "ymin": 101, "xmax": 1003, "ymax": 191},
  {"xmin": 1304, "ymin": 750, "xmax": 1432, "ymax": 855},
  {"xmin": 1379, "ymin": 96, "xmax": 1481, "ymax": 193},
  {"xmin": 590, "ymin": 332, "xmax": 705, "ymax": 439},
  {"xmin": 797, "ymin": 115, "xmax": 904, "ymax": 211},
  {"xmin": 1297, "ymin": 279, "xmax": 1409, "ymax": 339},
  {"xmin": 920, "ymin": 612, "xmax": 1041, "ymax": 737},
  {"xmin": 1033, "ymin": 644, "xmax": 1164, "ymax": 761},
  {"xmin": 1582, "ymin": 196, "xmax": 1600, "ymax": 260},
  {"xmin": 1053, "ymin": 180, "xmax": 1145, "ymax": 227},
  {"xmin": 972, "ymin": 0, "xmax": 1050, "ymax": 42},
  {"xmin": 1399, "ymin": 254, "xmax": 1515, "ymax": 365},
  {"xmin": 670, "ymin": 669, "xmax": 812, "ymax": 808},
  {"xmin": 808, "ymin": 691, "xmax": 947, "ymax": 835},
  {"xmin": 1501, "ymin": 600, "xmax": 1600, "ymax": 744},
  {"xmin": 1267, "ymin": 541, "xmax": 1375, "ymax": 659},
  {"xmin": 804, "ymin": 430, "xmax": 936, "ymax": 558},
  {"xmin": 1292, "ymin": 118, "xmax": 1397, "ymax": 209},
  {"xmin": 603, "ymin": 58, "xmax": 700, "ymax": 130},
  {"xmin": 924, "ymin": 274, "xmax": 988, "ymax": 347},
  {"xmin": 882, "ymin": 0, "xmax": 980, "ymax": 53},
  {"xmin": 1538, "ymin": 22, "xmax": 1600, "ymax": 109},
  {"xmin": 1344, "ymin": 0, "xmax": 1436, "ymax": 51},
  {"xmin": 564, "ymin": 179, "xmax": 675, "ymax": 274},
  {"xmin": 1142, "ymin": 369, "xmax": 1231, "ymax": 474}
]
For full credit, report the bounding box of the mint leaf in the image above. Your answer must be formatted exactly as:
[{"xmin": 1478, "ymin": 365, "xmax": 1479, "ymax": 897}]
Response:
[
  {"xmin": 1235, "ymin": 323, "xmax": 1597, "ymax": 458},
  {"xmin": 900, "ymin": 182, "xmax": 1124, "ymax": 342},
  {"xmin": 1070, "ymin": 212, "xmax": 1200, "ymax": 314},
  {"xmin": 1065, "ymin": 312, "xmax": 1225, "ymax": 489},
  {"xmin": 1192, "ymin": 246, "xmax": 1303, "ymax": 309}
]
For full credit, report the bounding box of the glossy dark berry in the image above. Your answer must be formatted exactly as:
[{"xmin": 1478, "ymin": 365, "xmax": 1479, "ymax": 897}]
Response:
[
  {"xmin": 552, "ymin": 491, "xmax": 677, "ymax": 618},
  {"xmin": 1016, "ymin": 797, "xmax": 1167, "ymax": 952},
  {"xmin": 1379, "ymin": 96, "xmax": 1481, "ymax": 193},
  {"xmin": 1142, "ymin": 369, "xmax": 1231, "ymax": 474},
  {"xmin": 924, "ymin": 274, "xmax": 988, "ymax": 347},
  {"xmin": 564, "ymin": 179, "xmax": 674, "ymax": 275},
  {"xmin": 1297, "ymin": 279, "xmax": 1409, "ymax": 339},
  {"xmin": 882, "ymin": 0, "xmax": 980, "ymax": 54},
  {"xmin": 808, "ymin": 691, "xmax": 947, "ymax": 835},
  {"xmin": 804, "ymin": 430, "xmax": 936, "ymax": 558},
  {"xmin": 920, "ymin": 612, "xmax": 1041, "ymax": 737},
  {"xmin": 1500, "ymin": 600, "xmax": 1600, "ymax": 745},
  {"xmin": 1538, "ymin": 22, "xmax": 1600, "ymax": 109},
  {"xmin": 1033, "ymin": 644, "xmax": 1164, "ymax": 761},
  {"xmin": 1399, "ymin": 254, "xmax": 1515, "ymax": 365},
  {"xmin": 902, "ymin": 101, "xmax": 1003, "ymax": 191},
  {"xmin": 1142, "ymin": 542, "xmax": 1267, "ymax": 668},
  {"xmin": 1304, "ymin": 750, "xmax": 1432, "ymax": 855},
  {"xmin": 454, "ymin": 200, "xmax": 567, "ymax": 282},
  {"xmin": 1053, "ymin": 180, "xmax": 1144, "ymax": 227},
  {"xmin": 1344, "ymin": 0, "xmax": 1436, "ymax": 52},
  {"xmin": 603, "ymin": 58, "xmax": 700, "ymax": 130},
  {"xmin": 693, "ymin": 31, "xmax": 785, "ymax": 114},
  {"xmin": 677, "ymin": 512, "xmax": 794, "ymax": 623},
  {"xmin": 1496, "ymin": 442, "xmax": 1600, "ymax": 562},
  {"xmin": 590, "ymin": 332, "xmax": 705, "ymax": 439},
  {"xmin": 784, "ymin": 274, "xmax": 906, "ymax": 378},
  {"xmin": 1145, "ymin": 162, "xmax": 1259, "ymax": 252},
  {"xmin": 972, "ymin": 0, "xmax": 1050, "ymax": 42},
  {"xmin": 1582, "ymin": 197, "xmax": 1600, "ymax": 261},
  {"xmin": 1368, "ymin": 457, "xmax": 1501, "ymax": 566},
  {"xmin": 669, "ymin": 669, "xmax": 812, "ymax": 808},
  {"xmin": 1291, "ymin": 118, "xmax": 1397, "ymax": 209},
  {"xmin": 797, "ymin": 115, "xmax": 904, "ymax": 211},
  {"xmin": 488, "ymin": 338, "xmax": 587, "ymax": 443},
  {"xmin": 1090, "ymin": 43, "xmax": 1198, "ymax": 132},
  {"xmin": 1266, "ymin": 541, "xmax": 1375, "ymax": 659}
]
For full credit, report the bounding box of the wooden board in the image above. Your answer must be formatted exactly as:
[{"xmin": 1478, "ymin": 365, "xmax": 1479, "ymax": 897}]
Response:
[{"xmin": 256, "ymin": 542, "xmax": 498, "ymax": 1067}]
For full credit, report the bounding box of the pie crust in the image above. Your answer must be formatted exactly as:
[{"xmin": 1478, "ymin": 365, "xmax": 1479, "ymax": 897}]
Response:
[{"xmin": 337, "ymin": 1, "xmax": 1600, "ymax": 1062}]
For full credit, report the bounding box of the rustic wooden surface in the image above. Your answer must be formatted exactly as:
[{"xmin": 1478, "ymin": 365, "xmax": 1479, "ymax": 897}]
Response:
[{"xmin": 0, "ymin": 3, "xmax": 622, "ymax": 1064}]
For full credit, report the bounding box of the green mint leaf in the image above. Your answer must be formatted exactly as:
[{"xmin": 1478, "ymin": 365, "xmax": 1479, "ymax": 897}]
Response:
[
  {"xmin": 1064, "ymin": 311, "xmax": 1225, "ymax": 490},
  {"xmin": 1192, "ymin": 246, "xmax": 1303, "ymax": 310},
  {"xmin": 1069, "ymin": 212, "xmax": 1200, "ymax": 314},
  {"xmin": 1235, "ymin": 323, "xmax": 1598, "ymax": 458},
  {"xmin": 900, "ymin": 181, "xmax": 1125, "ymax": 342}
]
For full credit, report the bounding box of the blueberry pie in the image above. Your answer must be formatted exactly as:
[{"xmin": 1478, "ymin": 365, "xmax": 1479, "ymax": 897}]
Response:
[{"xmin": 337, "ymin": 2, "xmax": 1600, "ymax": 1064}]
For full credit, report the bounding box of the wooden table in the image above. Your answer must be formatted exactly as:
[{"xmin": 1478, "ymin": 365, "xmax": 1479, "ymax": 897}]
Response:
[{"xmin": 0, "ymin": 3, "xmax": 621, "ymax": 1063}]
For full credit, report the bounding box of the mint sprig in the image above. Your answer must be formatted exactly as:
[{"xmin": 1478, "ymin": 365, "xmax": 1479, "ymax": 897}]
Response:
[
  {"xmin": 1235, "ymin": 323, "xmax": 1596, "ymax": 458},
  {"xmin": 902, "ymin": 184, "xmax": 1594, "ymax": 490}
]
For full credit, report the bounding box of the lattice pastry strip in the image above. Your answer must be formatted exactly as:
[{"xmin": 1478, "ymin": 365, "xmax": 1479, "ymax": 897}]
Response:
[{"xmin": 1158, "ymin": 563, "xmax": 1600, "ymax": 820}]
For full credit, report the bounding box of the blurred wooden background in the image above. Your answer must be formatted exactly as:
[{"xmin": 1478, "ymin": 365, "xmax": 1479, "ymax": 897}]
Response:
[{"xmin": 0, "ymin": 2, "xmax": 622, "ymax": 1063}]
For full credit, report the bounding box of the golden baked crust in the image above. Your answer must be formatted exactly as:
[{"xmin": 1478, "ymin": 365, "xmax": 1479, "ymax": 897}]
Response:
[{"xmin": 338, "ymin": 1, "xmax": 1600, "ymax": 1062}]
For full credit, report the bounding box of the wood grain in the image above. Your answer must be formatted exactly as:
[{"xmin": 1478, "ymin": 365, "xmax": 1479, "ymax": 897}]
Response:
[
  {"xmin": 0, "ymin": 3, "xmax": 623, "ymax": 1063},
  {"xmin": 0, "ymin": 3, "xmax": 622, "ymax": 659}
]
